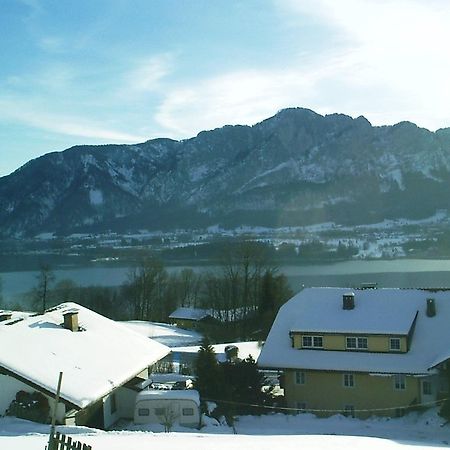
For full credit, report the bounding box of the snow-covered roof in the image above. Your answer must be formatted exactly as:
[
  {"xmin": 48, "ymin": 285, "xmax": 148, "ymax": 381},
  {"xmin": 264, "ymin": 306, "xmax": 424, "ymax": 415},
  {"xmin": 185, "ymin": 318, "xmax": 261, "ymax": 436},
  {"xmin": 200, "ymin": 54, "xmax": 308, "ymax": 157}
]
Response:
[
  {"xmin": 136, "ymin": 389, "xmax": 200, "ymax": 406},
  {"xmin": 169, "ymin": 307, "xmax": 212, "ymax": 321},
  {"xmin": 258, "ymin": 287, "xmax": 450, "ymax": 374},
  {"xmin": 172, "ymin": 341, "xmax": 263, "ymax": 363},
  {"xmin": 0, "ymin": 303, "xmax": 170, "ymax": 409}
]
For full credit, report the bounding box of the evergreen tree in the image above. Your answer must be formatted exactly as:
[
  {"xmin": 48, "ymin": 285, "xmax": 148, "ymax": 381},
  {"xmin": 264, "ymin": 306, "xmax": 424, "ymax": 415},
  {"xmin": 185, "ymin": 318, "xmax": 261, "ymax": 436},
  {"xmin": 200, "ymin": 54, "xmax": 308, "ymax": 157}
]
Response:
[{"xmin": 194, "ymin": 338, "xmax": 222, "ymax": 405}]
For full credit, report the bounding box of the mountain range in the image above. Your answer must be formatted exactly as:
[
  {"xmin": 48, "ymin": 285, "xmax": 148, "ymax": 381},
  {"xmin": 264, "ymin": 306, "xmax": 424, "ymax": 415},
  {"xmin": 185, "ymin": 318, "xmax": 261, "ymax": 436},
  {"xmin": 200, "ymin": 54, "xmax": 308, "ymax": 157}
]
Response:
[{"xmin": 2, "ymin": 107, "xmax": 450, "ymax": 238}]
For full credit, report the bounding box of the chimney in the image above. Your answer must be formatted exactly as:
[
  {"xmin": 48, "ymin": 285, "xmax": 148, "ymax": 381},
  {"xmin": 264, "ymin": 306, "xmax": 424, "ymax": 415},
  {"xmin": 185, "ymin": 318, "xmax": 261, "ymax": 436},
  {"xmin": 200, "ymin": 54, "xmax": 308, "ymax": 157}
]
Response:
[
  {"xmin": 63, "ymin": 310, "xmax": 79, "ymax": 332},
  {"xmin": 225, "ymin": 345, "xmax": 239, "ymax": 362},
  {"xmin": 343, "ymin": 292, "xmax": 355, "ymax": 310},
  {"xmin": 426, "ymin": 298, "xmax": 436, "ymax": 317},
  {"xmin": 0, "ymin": 312, "xmax": 12, "ymax": 322}
]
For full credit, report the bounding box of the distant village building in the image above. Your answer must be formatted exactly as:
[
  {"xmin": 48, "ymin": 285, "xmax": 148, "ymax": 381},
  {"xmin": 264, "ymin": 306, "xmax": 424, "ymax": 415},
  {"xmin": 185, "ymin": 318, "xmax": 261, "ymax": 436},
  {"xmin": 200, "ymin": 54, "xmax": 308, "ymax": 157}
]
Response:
[
  {"xmin": 0, "ymin": 303, "xmax": 170, "ymax": 429},
  {"xmin": 168, "ymin": 341, "xmax": 263, "ymax": 375},
  {"xmin": 258, "ymin": 287, "xmax": 450, "ymax": 419},
  {"xmin": 168, "ymin": 307, "xmax": 213, "ymax": 329}
]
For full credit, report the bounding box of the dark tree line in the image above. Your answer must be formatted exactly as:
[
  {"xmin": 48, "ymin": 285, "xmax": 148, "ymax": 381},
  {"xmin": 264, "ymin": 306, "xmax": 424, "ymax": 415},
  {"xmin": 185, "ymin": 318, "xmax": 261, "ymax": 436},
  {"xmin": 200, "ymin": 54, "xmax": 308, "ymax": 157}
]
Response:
[
  {"xmin": 22, "ymin": 242, "xmax": 292, "ymax": 338},
  {"xmin": 194, "ymin": 338, "xmax": 274, "ymax": 424}
]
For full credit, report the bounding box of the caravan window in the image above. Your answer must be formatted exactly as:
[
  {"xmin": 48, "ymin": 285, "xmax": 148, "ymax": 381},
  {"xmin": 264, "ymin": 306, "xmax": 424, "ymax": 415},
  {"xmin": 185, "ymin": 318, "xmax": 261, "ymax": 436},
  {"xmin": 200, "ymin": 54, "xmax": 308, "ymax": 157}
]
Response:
[
  {"xmin": 138, "ymin": 408, "xmax": 150, "ymax": 416},
  {"xmin": 182, "ymin": 407, "xmax": 194, "ymax": 416}
]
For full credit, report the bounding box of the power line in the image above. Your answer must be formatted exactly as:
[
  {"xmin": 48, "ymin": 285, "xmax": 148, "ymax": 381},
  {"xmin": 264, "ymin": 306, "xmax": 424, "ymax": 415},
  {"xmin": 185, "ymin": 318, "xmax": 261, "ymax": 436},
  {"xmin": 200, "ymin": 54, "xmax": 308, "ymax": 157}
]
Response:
[{"xmin": 204, "ymin": 396, "xmax": 449, "ymax": 414}]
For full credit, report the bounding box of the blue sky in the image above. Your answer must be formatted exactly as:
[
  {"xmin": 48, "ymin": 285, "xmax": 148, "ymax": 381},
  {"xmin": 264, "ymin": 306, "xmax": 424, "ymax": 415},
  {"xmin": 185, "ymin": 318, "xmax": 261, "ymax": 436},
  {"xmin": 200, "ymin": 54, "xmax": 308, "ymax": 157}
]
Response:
[{"xmin": 1, "ymin": 0, "xmax": 450, "ymax": 177}]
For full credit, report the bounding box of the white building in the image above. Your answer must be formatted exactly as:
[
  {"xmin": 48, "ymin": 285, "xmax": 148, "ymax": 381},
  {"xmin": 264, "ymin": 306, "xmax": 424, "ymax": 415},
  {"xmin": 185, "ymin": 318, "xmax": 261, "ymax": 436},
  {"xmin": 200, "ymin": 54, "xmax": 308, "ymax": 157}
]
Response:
[{"xmin": 0, "ymin": 303, "xmax": 170, "ymax": 428}]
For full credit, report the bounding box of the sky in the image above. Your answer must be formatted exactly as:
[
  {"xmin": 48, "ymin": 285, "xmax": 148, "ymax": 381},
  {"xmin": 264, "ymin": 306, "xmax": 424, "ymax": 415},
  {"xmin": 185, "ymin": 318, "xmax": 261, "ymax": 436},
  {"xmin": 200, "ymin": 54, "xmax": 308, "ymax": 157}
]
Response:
[{"xmin": 1, "ymin": 0, "xmax": 450, "ymax": 177}]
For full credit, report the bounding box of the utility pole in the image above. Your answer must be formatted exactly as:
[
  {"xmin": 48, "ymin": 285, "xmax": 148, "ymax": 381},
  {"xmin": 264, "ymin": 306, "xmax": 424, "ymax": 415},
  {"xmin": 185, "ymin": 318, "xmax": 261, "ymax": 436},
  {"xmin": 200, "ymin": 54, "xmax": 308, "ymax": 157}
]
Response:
[{"xmin": 47, "ymin": 372, "xmax": 63, "ymax": 450}]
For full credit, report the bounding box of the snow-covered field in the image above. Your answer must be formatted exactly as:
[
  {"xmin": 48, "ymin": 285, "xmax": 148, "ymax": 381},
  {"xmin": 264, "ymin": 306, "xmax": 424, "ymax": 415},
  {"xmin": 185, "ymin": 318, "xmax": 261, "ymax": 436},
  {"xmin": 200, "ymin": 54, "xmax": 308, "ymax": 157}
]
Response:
[
  {"xmin": 1, "ymin": 408, "xmax": 449, "ymax": 450},
  {"xmin": 122, "ymin": 321, "xmax": 202, "ymax": 347}
]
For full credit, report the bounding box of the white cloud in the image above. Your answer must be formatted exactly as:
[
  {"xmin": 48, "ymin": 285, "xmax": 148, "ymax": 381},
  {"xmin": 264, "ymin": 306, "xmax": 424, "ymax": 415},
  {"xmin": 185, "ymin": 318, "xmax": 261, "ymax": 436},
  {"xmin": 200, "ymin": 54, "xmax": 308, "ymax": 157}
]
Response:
[
  {"xmin": 123, "ymin": 54, "xmax": 173, "ymax": 94},
  {"xmin": 0, "ymin": 97, "xmax": 146, "ymax": 142},
  {"xmin": 276, "ymin": 0, "xmax": 450, "ymax": 129},
  {"xmin": 38, "ymin": 36, "xmax": 66, "ymax": 53},
  {"xmin": 154, "ymin": 0, "xmax": 450, "ymax": 138}
]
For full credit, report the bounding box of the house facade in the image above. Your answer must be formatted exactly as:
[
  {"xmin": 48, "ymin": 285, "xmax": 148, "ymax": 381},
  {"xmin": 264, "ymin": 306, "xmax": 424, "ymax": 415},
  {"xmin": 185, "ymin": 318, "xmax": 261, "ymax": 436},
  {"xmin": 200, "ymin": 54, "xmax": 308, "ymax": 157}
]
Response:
[
  {"xmin": 0, "ymin": 303, "xmax": 170, "ymax": 428},
  {"xmin": 258, "ymin": 288, "xmax": 450, "ymax": 418}
]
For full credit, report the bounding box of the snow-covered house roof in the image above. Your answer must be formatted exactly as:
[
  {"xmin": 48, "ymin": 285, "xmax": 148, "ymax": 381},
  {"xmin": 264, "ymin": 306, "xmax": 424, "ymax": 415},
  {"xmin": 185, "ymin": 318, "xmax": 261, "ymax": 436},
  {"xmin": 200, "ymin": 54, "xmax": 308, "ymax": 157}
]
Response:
[
  {"xmin": 169, "ymin": 307, "xmax": 212, "ymax": 322},
  {"xmin": 258, "ymin": 287, "xmax": 450, "ymax": 375},
  {"xmin": 0, "ymin": 303, "xmax": 170, "ymax": 409}
]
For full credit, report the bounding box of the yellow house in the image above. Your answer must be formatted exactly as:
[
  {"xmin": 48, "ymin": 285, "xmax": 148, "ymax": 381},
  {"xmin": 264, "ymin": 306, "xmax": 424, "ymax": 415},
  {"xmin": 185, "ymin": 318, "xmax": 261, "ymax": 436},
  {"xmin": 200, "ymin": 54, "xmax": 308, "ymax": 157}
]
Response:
[{"xmin": 258, "ymin": 287, "xmax": 450, "ymax": 419}]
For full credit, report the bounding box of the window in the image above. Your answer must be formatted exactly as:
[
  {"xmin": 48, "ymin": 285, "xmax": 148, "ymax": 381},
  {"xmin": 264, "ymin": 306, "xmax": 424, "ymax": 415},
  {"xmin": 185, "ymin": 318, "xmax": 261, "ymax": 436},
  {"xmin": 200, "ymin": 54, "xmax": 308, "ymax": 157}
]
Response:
[
  {"xmin": 110, "ymin": 393, "xmax": 117, "ymax": 414},
  {"xmin": 313, "ymin": 336, "xmax": 323, "ymax": 347},
  {"xmin": 302, "ymin": 335, "xmax": 323, "ymax": 348},
  {"xmin": 138, "ymin": 408, "xmax": 150, "ymax": 416},
  {"xmin": 390, "ymin": 338, "xmax": 401, "ymax": 351},
  {"xmin": 154, "ymin": 407, "xmax": 165, "ymax": 416},
  {"xmin": 295, "ymin": 371, "xmax": 306, "ymax": 385},
  {"xmin": 394, "ymin": 374, "xmax": 406, "ymax": 390},
  {"xmin": 422, "ymin": 381, "xmax": 432, "ymax": 396},
  {"xmin": 344, "ymin": 404, "xmax": 355, "ymax": 418},
  {"xmin": 343, "ymin": 373, "xmax": 355, "ymax": 388},
  {"xmin": 182, "ymin": 407, "xmax": 194, "ymax": 416},
  {"xmin": 346, "ymin": 336, "xmax": 367, "ymax": 350}
]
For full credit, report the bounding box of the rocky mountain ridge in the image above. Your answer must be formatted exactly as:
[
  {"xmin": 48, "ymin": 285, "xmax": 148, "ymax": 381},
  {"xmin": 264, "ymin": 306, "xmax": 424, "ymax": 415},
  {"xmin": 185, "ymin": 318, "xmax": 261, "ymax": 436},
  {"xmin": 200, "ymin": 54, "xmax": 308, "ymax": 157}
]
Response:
[{"xmin": 2, "ymin": 107, "xmax": 450, "ymax": 237}]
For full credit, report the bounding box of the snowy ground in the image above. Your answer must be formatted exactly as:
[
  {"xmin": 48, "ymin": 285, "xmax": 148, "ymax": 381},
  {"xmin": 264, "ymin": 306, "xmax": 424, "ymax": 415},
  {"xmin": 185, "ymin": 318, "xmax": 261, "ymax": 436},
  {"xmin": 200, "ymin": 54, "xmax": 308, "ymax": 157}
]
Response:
[
  {"xmin": 122, "ymin": 321, "xmax": 203, "ymax": 347},
  {"xmin": 1, "ymin": 408, "xmax": 449, "ymax": 450}
]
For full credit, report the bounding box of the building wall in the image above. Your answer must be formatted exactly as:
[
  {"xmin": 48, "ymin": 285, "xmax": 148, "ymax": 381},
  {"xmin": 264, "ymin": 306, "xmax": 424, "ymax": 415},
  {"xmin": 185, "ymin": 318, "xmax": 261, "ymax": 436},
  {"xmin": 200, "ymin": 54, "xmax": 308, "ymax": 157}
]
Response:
[
  {"xmin": 284, "ymin": 369, "xmax": 421, "ymax": 419},
  {"xmin": 0, "ymin": 374, "xmax": 67, "ymax": 423},
  {"xmin": 117, "ymin": 387, "xmax": 138, "ymax": 420},
  {"xmin": 0, "ymin": 375, "xmax": 35, "ymax": 415},
  {"xmin": 134, "ymin": 398, "xmax": 200, "ymax": 427},
  {"xmin": 292, "ymin": 334, "xmax": 407, "ymax": 352}
]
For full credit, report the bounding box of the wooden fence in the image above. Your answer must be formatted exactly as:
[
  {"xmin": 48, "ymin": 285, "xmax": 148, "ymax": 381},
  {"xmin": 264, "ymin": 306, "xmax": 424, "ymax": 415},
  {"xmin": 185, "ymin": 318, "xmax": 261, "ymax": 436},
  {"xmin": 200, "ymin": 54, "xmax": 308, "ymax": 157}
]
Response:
[{"xmin": 48, "ymin": 431, "xmax": 92, "ymax": 450}]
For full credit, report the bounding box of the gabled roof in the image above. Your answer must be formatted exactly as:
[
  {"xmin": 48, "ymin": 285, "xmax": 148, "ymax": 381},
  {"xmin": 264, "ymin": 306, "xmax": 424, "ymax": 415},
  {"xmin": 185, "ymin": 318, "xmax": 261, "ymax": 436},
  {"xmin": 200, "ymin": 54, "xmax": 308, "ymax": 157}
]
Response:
[
  {"xmin": 0, "ymin": 303, "xmax": 170, "ymax": 408},
  {"xmin": 258, "ymin": 287, "xmax": 450, "ymax": 375},
  {"xmin": 169, "ymin": 307, "xmax": 212, "ymax": 321},
  {"xmin": 288, "ymin": 290, "xmax": 418, "ymax": 335}
]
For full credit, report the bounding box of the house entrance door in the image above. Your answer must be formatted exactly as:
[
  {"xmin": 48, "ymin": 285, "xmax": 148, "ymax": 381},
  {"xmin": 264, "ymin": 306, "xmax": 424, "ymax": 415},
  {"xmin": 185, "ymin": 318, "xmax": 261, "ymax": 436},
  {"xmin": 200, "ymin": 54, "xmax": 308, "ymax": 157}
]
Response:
[{"xmin": 420, "ymin": 377, "xmax": 436, "ymax": 406}]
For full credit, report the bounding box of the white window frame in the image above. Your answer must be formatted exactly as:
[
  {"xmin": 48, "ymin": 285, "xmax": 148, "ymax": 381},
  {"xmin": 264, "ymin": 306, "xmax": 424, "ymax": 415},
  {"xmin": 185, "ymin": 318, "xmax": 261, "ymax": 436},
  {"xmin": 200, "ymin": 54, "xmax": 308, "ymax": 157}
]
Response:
[
  {"xmin": 302, "ymin": 335, "xmax": 323, "ymax": 348},
  {"xmin": 394, "ymin": 374, "xmax": 406, "ymax": 390},
  {"xmin": 346, "ymin": 336, "xmax": 368, "ymax": 350},
  {"xmin": 343, "ymin": 373, "xmax": 355, "ymax": 388},
  {"xmin": 390, "ymin": 338, "xmax": 401, "ymax": 351},
  {"xmin": 295, "ymin": 371, "xmax": 306, "ymax": 385}
]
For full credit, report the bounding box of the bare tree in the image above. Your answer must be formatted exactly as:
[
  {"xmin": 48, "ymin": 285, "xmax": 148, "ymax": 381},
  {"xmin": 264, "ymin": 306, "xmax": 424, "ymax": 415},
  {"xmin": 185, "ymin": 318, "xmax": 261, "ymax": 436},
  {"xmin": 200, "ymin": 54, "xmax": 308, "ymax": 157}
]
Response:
[
  {"xmin": 0, "ymin": 276, "xmax": 3, "ymax": 308},
  {"xmin": 157, "ymin": 403, "xmax": 179, "ymax": 432},
  {"xmin": 35, "ymin": 264, "xmax": 55, "ymax": 312},
  {"xmin": 126, "ymin": 257, "xmax": 168, "ymax": 321}
]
